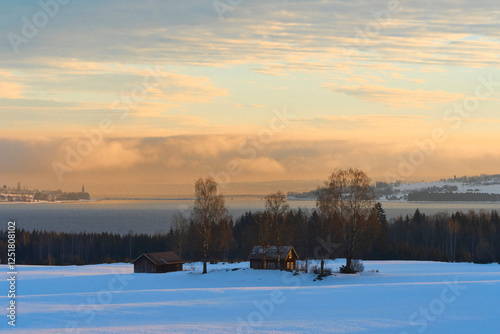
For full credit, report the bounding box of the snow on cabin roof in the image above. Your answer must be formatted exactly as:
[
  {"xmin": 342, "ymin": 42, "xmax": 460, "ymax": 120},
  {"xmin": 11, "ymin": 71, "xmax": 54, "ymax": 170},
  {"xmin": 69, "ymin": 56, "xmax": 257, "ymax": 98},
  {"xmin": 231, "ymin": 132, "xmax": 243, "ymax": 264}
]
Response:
[
  {"xmin": 248, "ymin": 246, "xmax": 298, "ymax": 260},
  {"xmin": 132, "ymin": 251, "xmax": 184, "ymax": 265}
]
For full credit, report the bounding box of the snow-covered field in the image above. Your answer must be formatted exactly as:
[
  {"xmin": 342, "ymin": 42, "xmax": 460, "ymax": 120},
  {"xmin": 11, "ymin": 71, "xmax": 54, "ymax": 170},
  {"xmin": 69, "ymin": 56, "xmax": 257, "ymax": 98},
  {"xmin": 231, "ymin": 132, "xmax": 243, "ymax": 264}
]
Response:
[{"xmin": 1, "ymin": 260, "xmax": 499, "ymax": 333}]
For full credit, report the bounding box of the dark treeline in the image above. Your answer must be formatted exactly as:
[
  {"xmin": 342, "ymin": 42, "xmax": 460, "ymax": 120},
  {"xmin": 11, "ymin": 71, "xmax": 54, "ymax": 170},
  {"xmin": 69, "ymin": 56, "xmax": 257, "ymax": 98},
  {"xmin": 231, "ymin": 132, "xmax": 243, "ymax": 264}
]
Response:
[
  {"xmin": 1, "ymin": 207, "xmax": 499, "ymax": 265},
  {"xmin": 387, "ymin": 209, "xmax": 500, "ymax": 263},
  {"xmin": 408, "ymin": 191, "xmax": 500, "ymax": 202},
  {"xmin": 34, "ymin": 191, "xmax": 91, "ymax": 201}
]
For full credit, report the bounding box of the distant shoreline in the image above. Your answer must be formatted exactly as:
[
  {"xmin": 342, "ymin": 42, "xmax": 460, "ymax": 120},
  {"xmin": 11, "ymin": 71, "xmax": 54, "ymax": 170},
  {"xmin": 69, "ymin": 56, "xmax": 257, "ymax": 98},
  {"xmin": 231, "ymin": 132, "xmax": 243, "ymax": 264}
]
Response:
[
  {"xmin": 0, "ymin": 199, "xmax": 94, "ymax": 205},
  {"xmin": 2, "ymin": 197, "xmax": 500, "ymax": 205}
]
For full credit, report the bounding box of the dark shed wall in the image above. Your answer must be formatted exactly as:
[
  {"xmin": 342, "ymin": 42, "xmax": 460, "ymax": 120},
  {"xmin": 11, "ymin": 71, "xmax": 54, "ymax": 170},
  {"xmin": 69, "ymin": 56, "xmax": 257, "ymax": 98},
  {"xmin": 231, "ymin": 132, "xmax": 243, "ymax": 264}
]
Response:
[
  {"xmin": 133, "ymin": 256, "xmax": 184, "ymax": 273},
  {"xmin": 134, "ymin": 256, "xmax": 156, "ymax": 273},
  {"xmin": 157, "ymin": 263, "xmax": 183, "ymax": 273}
]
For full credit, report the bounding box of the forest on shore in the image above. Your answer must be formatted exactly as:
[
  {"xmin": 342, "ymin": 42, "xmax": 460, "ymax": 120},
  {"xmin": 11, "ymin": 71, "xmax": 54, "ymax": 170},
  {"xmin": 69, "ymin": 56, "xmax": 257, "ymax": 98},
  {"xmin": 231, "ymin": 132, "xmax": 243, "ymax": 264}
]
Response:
[{"xmin": 2, "ymin": 206, "xmax": 499, "ymax": 266}]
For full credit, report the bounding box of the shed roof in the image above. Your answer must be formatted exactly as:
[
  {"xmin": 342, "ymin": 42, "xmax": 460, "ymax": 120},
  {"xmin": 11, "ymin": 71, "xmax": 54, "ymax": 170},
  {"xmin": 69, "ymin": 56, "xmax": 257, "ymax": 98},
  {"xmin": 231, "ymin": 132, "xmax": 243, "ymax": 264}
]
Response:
[
  {"xmin": 248, "ymin": 246, "xmax": 298, "ymax": 260},
  {"xmin": 132, "ymin": 251, "xmax": 184, "ymax": 265}
]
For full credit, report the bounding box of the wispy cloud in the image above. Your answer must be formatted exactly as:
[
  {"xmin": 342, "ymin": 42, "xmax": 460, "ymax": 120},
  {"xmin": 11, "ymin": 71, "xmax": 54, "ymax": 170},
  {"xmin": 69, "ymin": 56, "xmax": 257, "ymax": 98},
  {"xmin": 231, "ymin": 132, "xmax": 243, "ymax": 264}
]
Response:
[{"xmin": 324, "ymin": 84, "xmax": 465, "ymax": 109}]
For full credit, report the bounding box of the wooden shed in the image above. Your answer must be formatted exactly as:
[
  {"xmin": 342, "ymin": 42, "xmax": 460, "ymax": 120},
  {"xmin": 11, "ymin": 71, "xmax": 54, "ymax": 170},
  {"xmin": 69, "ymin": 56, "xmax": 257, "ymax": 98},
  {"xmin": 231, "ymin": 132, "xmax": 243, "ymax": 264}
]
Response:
[
  {"xmin": 248, "ymin": 246, "xmax": 299, "ymax": 270},
  {"xmin": 133, "ymin": 251, "xmax": 184, "ymax": 273}
]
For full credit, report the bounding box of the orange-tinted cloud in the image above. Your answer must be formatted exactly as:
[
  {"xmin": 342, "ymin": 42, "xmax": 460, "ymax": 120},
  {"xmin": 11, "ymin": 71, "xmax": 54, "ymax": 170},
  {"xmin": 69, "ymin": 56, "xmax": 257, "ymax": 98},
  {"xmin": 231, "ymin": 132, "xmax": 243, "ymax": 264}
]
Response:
[
  {"xmin": 0, "ymin": 70, "xmax": 24, "ymax": 99},
  {"xmin": 2, "ymin": 132, "xmax": 500, "ymax": 196}
]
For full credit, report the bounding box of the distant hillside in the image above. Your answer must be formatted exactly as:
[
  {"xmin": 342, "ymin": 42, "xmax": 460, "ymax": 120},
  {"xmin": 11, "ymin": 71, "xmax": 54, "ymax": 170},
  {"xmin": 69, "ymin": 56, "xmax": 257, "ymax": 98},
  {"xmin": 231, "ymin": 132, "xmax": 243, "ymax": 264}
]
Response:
[
  {"xmin": 377, "ymin": 174, "xmax": 500, "ymax": 202},
  {"xmin": 287, "ymin": 174, "xmax": 500, "ymax": 202},
  {"xmin": 287, "ymin": 189, "xmax": 318, "ymax": 200}
]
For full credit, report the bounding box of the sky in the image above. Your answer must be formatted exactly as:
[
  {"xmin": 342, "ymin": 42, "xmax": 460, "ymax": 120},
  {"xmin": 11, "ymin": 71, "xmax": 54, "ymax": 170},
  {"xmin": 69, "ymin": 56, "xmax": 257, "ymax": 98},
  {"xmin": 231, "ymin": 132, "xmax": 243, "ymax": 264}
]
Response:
[{"xmin": 1, "ymin": 0, "xmax": 500, "ymax": 196}]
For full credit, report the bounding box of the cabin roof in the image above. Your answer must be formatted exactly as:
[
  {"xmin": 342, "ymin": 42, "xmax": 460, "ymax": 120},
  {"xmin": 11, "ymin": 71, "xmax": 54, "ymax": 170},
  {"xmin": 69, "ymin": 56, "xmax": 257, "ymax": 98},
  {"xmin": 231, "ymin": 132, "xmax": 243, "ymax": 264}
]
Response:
[
  {"xmin": 248, "ymin": 246, "xmax": 298, "ymax": 260},
  {"xmin": 132, "ymin": 251, "xmax": 184, "ymax": 265}
]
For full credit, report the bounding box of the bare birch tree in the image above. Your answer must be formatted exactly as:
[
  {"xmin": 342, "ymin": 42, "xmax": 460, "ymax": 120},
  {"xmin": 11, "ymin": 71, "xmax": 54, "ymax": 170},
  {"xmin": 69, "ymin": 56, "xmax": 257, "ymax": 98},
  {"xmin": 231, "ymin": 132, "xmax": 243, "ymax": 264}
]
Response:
[
  {"xmin": 192, "ymin": 177, "xmax": 227, "ymax": 274},
  {"xmin": 317, "ymin": 168, "xmax": 374, "ymax": 273},
  {"xmin": 172, "ymin": 211, "xmax": 188, "ymax": 259},
  {"xmin": 255, "ymin": 211, "xmax": 272, "ymax": 269},
  {"xmin": 265, "ymin": 191, "xmax": 289, "ymax": 269}
]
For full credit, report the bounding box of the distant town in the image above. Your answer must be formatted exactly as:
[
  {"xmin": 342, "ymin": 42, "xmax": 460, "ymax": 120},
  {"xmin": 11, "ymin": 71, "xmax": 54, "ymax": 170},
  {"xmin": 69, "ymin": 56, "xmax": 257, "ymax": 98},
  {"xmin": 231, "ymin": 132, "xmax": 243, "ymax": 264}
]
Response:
[{"xmin": 0, "ymin": 183, "xmax": 90, "ymax": 202}]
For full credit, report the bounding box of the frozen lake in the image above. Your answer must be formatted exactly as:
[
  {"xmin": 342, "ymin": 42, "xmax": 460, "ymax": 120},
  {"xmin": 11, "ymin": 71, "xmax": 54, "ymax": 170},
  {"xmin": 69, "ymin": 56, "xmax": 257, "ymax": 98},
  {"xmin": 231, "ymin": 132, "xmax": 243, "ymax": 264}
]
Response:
[{"xmin": 1, "ymin": 198, "xmax": 500, "ymax": 235}]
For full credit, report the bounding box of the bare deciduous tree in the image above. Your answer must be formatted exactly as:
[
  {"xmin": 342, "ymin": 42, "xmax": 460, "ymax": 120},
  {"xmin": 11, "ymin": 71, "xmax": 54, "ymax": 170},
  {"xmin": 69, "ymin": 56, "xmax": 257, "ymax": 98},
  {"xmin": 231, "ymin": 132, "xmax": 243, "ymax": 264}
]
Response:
[
  {"xmin": 447, "ymin": 217, "xmax": 460, "ymax": 262},
  {"xmin": 217, "ymin": 215, "xmax": 234, "ymax": 261},
  {"xmin": 315, "ymin": 186, "xmax": 336, "ymax": 275},
  {"xmin": 265, "ymin": 191, "xmax": 289, "ymax": 269},
  {"xmin": 317, "ymin": 168, "xmax": 374, "ymax": 273},
  {"xmin": 172, "ymin": 211, "xmax": 188, "ymax": 259},
  {"xmin": 255, "ymin": 211, "xmax": 272, "ymax": 269},
  {"xmin": 192, "ymin": 177, "xmax": 227, "ymax": 274}
]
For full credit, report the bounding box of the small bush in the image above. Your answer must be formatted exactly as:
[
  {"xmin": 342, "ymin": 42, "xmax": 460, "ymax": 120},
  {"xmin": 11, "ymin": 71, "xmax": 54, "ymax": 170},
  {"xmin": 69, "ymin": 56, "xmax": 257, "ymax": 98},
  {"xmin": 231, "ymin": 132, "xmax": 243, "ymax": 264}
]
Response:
[
  {"xmin": 339, "ymin": 260, "xmax": 364, "ymax": 274},
  {"xmin": 339, "ymin": 265, "xmax": 353, "ymax": 273},
  {"xmin": 352, "ymin": 260, "xmax": 364, "ymax": 273},
  {"xmin": 310, "ymin": 264, "xmax": 332, "ymax": 276}
]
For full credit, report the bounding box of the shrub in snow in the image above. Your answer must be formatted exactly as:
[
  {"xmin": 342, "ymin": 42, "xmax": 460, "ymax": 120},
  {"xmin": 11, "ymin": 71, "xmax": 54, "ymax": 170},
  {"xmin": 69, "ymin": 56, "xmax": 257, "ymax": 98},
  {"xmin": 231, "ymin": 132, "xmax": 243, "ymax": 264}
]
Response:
[
  {"xmin": 352, "ymin": 260, "xmax": 364, "ymax": 273},
  {"xmin": 340, "ymin": 260, "xmax": 364, "ymax": 274},
  {"xmin": 339, "ymin": 265, "xmax": 350, "ymax": 273},
  {"xmin": 310, "ymin": 264, "xmax": 332, "ymax": 276}
]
